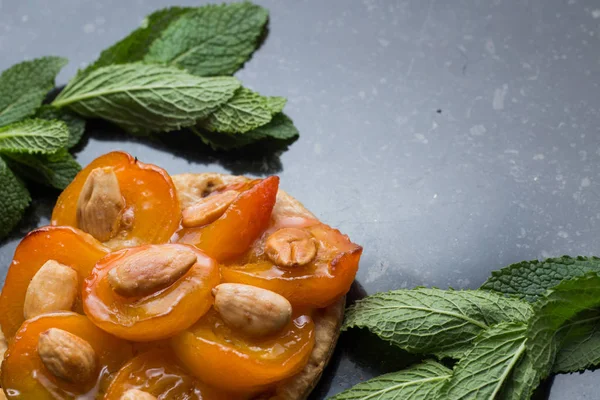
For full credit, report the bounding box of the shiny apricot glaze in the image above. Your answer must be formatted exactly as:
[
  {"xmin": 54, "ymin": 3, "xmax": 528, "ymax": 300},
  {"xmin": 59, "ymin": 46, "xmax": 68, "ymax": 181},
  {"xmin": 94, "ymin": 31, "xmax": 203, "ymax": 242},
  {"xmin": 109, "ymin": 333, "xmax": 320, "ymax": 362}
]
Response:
[
  {"xmin": 83, "ymin": 244, "xmax": 219, "ymax": 341},
  {"xmin": 104, "ymin": 349, "xmax": 234, "ymax": 400},
  {"xmin": 175, "ymin": 176, "xmax": 279, "ymax": 262},
  {"xmin": 51, "ymin": 151, "xmax": 181, "ymax": 249},
  {"xmin": 0, "ymin": 226, "xmax": 109, "ymax": 339},
  {"xmin": 222, "ymin": 220, "xmax": 362, "ymax": 308},
  {"xmin": 1, "ymin": 312, "xmax": 132, "ymax": 399},
  {"xmin": 171, "ymin": 309, "xmax": 314, "ymax": 393}
]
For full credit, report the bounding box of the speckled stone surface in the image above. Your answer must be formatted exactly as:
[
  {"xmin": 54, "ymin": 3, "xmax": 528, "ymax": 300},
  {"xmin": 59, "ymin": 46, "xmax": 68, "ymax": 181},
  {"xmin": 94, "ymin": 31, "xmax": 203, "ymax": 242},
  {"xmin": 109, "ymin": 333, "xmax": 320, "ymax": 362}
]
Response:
[{"xmin": 1, "ymin": 0, "xmax": 600, "ymax": 398}]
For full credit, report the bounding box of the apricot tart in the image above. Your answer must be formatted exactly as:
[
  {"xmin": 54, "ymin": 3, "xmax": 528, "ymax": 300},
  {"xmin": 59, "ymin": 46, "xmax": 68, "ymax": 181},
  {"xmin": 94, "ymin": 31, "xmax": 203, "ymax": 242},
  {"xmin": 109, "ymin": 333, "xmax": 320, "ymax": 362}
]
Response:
[{"xmin": 0, "ymin": 152, "xmax": 362, "ymax": 400}]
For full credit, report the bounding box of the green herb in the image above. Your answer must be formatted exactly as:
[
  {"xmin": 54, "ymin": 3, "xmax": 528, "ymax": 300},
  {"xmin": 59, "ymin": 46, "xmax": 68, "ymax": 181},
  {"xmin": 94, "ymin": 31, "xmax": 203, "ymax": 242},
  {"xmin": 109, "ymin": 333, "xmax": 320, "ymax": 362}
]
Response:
[
  {"xmin": 342, "ymin": 288, "xmax": 532, "ymax": 359},
  {"xmin": 194, "ymin": 112, "xmax": 299, "ymax": 150},
  {"xmin": 4, "ymin": 149, "xmax": 80, "ymax": 190},
  {"xmin": 481, "ymin": 256, "xmax": 600, "ymax": 302},
  {"xmin": 36, "ymin": 106, "xmax": 86, "ymax": 149},
  {"xmin": 0, "ymin": 119, "xmax": 69, "ymax": 154},
  {"xmin": 0, "ymin": 56, "xmax": 67, "ymax": 127},
  {"xmin": 552, "ymin": 310, "xmax": 600, "ymax": 373},
  {"xmin": 266, "ymin": 96, "xmax": 287, "ymax": 114},
  {"xmin": 84, "ymin": 7, "xmax": 191, "ymax": 72},
  {"xmin": 339, "ymin": 265, "xmax": 600, "ymax": 399},
  {"xmin": 52, "ymin": 63, "xmax": 240, "ymax": 134},
  {"xmin": 201, "ymin": 87, "xmax": 275, "ymax": 134},
  {"xmin": 144, "ymin": 2, "xmax": 268, "ymax": 76},
  {"xmin": 0, "ymin": 158, "xmax": 31, "ymax": 238},
  {"xmin": 329, "ymin": 360, "xmax": 451, "ymax": 400},
  {"xmin": 439, "ymin": 323, "xmax": 527, "ymax": 399}
]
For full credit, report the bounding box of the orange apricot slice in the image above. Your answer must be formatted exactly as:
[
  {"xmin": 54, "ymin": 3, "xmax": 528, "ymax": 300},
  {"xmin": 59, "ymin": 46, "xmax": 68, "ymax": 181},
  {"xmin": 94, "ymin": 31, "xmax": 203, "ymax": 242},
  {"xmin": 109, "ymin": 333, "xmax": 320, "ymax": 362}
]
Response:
[
  {"xmin": 83, "ymin": 244, "xmax": 219, "ymax": 341},
  {"xmin": 51, "ymin": 151, "xmax": 180, "ymax": 250}
]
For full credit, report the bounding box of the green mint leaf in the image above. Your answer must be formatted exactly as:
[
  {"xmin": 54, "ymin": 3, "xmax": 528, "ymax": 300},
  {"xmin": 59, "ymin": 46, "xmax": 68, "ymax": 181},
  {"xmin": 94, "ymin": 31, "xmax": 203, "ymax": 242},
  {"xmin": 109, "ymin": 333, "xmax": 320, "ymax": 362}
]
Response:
[
  {"xmin": 0, "ymin": 119, "xmax": 69, "ymax": 155},
  {"xmin": 266, "ymin": 96, "xmax": 287, "ymax": 115},
  {"xmin": 329, "ymin": 360, "xmax": 451, "ymax": 400},
  {"xmin": 201, "ymin": 87, "xmax": 273, "ymax": 134},
  {"xmin": 144, "ymin": 2, "xmax": 269, "ymax": 76},
  {"xmin": 0, "ymin": 56, "xmax": 68, "ymax": 127},
  {"xmin": 497, "ymin": 352, "xmax": 540, "ymax": 400},
  {"xmin": 480, "ymin": 256, "xmax": 600, "ymax": 303},
  {"xmin": 524, "ymin": 273, "xmax": 600, "ymax": 386},
  {"xmin": 440, "ymin": 323, "xmax": 527, "ymax": 400},
  {"xmin": 0, "ymin": 157, "xmax": 31, "ymax": 239},
  {"xmin": 36, "ymin": 105, "xmax": 86, "ymax": 149},
  {"xmin": 84, "ymin": 7, "xmax": 191, "ymax": 73},
  {"xmin": 342, "ymin": 288, "xmax": 532, "ymax": 359},
  {"xmin": 4, "ymin": 149, "xmax": 81, "ymax": 190},
  {"xmin": 52, "ymin": 64, "xmax": 240, "ymax": 135},
  {"xmin": 193, "ymin": 113, "xmax": 299, "ymax": 150},
  {"xmin": 552, "ymin": 310, "xmax": 600, "ymax": 373}
]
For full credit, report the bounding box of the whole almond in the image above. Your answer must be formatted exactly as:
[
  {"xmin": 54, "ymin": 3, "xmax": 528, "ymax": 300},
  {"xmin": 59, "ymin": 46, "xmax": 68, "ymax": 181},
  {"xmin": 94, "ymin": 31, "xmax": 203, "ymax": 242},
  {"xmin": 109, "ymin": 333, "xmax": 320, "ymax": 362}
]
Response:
[
  {"xmin": 23, "ymin": 260, "xmax": 78, "ymax": 320},
  {"xmin": 120, "ymin": 389, "xmax": 157, "ymax": 400},
  {"xmin": 37, "ymin": 328, "xmax": 97, "ymax": 384},
  {"xmin": 77, "ymin": 167, "xmax": 125, "ymax": 242},
  {"xmin": 265, "ymin": 228, "xmax": 317, "ymax": 268},
  {"xmin": 213, "ymin": 283, "xmax": 292, "ymax": 337},
  {"xmin": 108, "ymin": 246, "xmax": 197, "ymax": 297},
  {"xmin": 181, "ymin": 190, "xmax": 239, "ymax": 228}
]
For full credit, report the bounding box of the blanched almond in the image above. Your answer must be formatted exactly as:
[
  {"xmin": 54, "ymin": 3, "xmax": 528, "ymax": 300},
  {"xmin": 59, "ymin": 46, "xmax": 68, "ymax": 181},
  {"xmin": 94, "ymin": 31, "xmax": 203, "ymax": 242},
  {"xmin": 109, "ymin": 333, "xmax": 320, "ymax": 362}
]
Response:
[
  {"xmin": 37, "ymin": 328, "xmax": 97, "ymax": 384},
  {"xmin": 181, "ymin": 190, "xmax": 239, "ymax": 228},
  {"xmin": 121, "ymin": 389, "xmax": 157, "ymax": 400},
  {"xmin": 265, "ymin": 228, "xmax": 317, "ymax": 268},
  {"xmin": 77, "ymin": 167, "xmax": 125, "ymax": 242},
  {"xmin": 23, "ymin": 260, "xmax": 78, "ymax": 320},
  {"xmin": 108, "ymin": 246, "xmax": 197, "ymax": 297},
  {"xmin": 213, "ymin": 283, "xmax": 292, "ymax": 337}
]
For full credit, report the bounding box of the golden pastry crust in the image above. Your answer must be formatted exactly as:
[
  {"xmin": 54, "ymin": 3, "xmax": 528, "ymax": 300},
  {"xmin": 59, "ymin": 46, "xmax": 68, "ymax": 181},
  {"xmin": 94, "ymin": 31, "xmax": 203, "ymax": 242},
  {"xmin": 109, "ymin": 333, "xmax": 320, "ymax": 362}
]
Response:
[{"xmin": 172, "ymin": 173, "xmax": 344, "ymax": 400}]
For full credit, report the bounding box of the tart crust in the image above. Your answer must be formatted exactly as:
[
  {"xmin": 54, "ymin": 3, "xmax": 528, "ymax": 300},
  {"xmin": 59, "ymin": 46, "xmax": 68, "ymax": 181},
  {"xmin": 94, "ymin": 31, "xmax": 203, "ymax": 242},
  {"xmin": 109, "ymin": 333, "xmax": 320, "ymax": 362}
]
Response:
[{"xmin": 173, "ymin": 173, "xmax": 345, "ymax": 400}]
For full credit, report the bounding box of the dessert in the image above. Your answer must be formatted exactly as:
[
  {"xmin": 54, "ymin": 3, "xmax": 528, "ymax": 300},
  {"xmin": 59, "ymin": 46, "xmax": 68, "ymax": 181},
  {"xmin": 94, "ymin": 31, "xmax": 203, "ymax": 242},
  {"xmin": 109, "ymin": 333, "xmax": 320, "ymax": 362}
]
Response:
[{"xmin": 0, "ymin": 152, "xmax": 362, "ymax": 399}]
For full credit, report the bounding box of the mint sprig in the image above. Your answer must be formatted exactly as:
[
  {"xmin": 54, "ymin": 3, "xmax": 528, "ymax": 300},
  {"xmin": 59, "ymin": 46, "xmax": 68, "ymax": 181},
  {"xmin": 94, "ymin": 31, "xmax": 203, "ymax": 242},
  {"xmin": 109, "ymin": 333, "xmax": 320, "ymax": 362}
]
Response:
[{"xmin": 52, "ymin": 63, "xmax": 240, "ymax": 134}]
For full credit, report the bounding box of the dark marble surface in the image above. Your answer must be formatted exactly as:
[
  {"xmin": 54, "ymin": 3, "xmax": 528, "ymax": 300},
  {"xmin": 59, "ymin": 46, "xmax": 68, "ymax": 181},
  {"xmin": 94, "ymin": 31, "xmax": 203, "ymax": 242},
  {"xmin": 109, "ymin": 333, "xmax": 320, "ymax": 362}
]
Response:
[{"xmin": 1, "ymin": 0, "xmax": 600, "ymax": 398}]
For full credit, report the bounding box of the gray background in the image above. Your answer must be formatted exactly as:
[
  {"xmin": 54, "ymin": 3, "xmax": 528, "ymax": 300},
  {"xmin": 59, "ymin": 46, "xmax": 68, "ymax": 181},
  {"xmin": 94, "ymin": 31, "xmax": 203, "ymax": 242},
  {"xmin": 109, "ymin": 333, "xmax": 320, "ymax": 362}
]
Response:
[{"xmin": 1, "ymin": 0, "xmax": 600, "ymax": 398}]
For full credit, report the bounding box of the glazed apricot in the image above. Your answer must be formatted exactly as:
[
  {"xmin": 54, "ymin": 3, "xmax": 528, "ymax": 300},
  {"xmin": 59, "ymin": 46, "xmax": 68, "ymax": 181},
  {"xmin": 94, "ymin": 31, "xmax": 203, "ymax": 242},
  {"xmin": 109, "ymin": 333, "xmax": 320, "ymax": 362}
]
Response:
[
  {"xmin": 175, "ymin": 176, "xmax": 279, "ymax": 262},
  {"xmin": 0, "ymin": 312, "xmax": 132, "ymax": 399},
  {"xmin": 222, "ymin": 221, "xmax": 362, "ymax": 308},
  {"xmin": 104, "ymin": 349, "xmax": 233, "ymax": 400},
  {"xmin": 0, "ymin": 226, "xmax": 108, "ymax": 339},
  {"xmin": 171, "ymin": 309, "xmax": 314, "ymax": 392},
  {"xmin": 83, "ymin": 244, "xmax": 219, "ymax": 341},
  {"xmin": 51, "ymin": 151, "xmax": 180, "ymax": 250}
]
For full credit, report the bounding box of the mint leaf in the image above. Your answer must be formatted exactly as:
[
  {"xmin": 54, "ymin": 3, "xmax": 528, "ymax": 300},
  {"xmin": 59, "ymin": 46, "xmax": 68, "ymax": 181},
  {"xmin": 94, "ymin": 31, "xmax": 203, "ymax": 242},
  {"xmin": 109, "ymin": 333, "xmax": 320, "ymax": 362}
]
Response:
[
  {"xmin": 497, "ymin": 352, "xmax": 540, "ymax": 400},
  {"xmin": 329, "ymin": 360, "xmax": 451, "ymax": 400},
  {"xmin": 4, "ymin": 149, "xmax": 80, "ymax": 190},
  {"xmin": 52, "ymin": 63, "xmax": 240, "ymax": 134},
  {"xmin": 525, "ymin": 273, "xmax": 600, "ymax": 384},
  {"xmin": 440, "ymin": 323, "xmax": 527, "ymax": 400},
  {"xmin": 145, "ymin": 2, "xmax": 269, "ymax": 76},
  {"xmin": 0, "ymin": 56, "xmax": 67, "ymax": 127},
  {"xmin": 266, "ymin": 96, "xmax": 287, "ymax": 115},
  {"xmin": 0, "ymin": 119, "xmax": 69, "ymax": 154},
  {"xmin": 36, "ymin": 105, "xmax": 86, "ymax": 148},
  {"xmin": 481, "ymin": 256, "xmax": 600, "ymax": 303},
  {"xmin": 552, "ymin": 310, "xmax": 600, "ymax": 373},
  {"xmin": 0, "ymin": 157, "xmax": 31, "ymax": 239},
  {"xmin": 201, "ymin": 87, "xmax": 273, "ymax": 134},
  {"xmin": 342, "ymin": 288, "xmax": 532, "ymax": 359},
  {"xmin": 84, "ymin": 7, "xmax": 191, "ymax": 72},
  {"xmin": 194, "ymin": 113, "xmax": 299, "ymax": 150}
]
